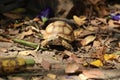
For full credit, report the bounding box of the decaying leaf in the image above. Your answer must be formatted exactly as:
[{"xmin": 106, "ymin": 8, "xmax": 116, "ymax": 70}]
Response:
[
  {"xmin": 108, "ymin": 20, "xmax": 119, "ymax": 29},
  {"xmin": 3, "ymin": 12, "xmax": 22, "ymax": 19},
  {"xmin": 8, "ymin": 76, "xmax": 25, "ymax": 80},
  {"xmin": 90, "ymin": 60, "xmax": 103, "ymax": 67},
  {"xmin": 0, "ymin": 42, "xmax": 13, "ymax": 48},
  {"xmin": 104, "ymin": 54, "xmax": 117, "ymax": 61},
  {"xmin": 74, "ymin": 28, "xmax": 83, "ymax": 38},
  {"xmin": 16, "ymin": 29, "xmax": 33, "ymax": 39},
  {"xmin": 96, "ymin": 18, "xmax": 107, "ymax": 24},
  {"xmin": 89, "ymin": 0, "xmax": 101, "ymax": 5},
  {"xmin": 90, "ymin": 19, "xmax": 101, "ymax": 26},
  {"xmin": 93, "ymin": 41, "xmax": 101, "ymax": 50},
  {"xmin": 18, "ymin": 50, "xmax": 36, "ymax": 56},
  {"xmin": 63, "ymin": 50, "xmax": 80, "ymax": 63},
  {"xmin": 73, "ymin": 15, "xmax": 86, "ymax": 26},
  {"xmin": 65, "ymin": 63, "xmax": 80, "ymax": 73},
  {"xmin": 81, "ymin": 35, "xmax": 96, "ymax": 46},
  {"xmin": 47, "ymin": 73, "xmax": 57, "ymax": 79},
  {"xmin": 0, "ymin": 36, "xmax": 12, "ymax": 42},
  {"xmin": 86, "ymin": 26, "xmax": 98, "ymax": 31},
  {"xmin": 41, "ymin": 59, "xmax": 51, "ymax": 70}
]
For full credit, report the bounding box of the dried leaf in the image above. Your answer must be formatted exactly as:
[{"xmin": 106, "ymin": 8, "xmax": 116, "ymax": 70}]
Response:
[
  {"xmin": 16, "ymin": 29, "xmax": 33, "ymax": 39},
  {"xmin": 41, "ymin": 59, "xmax": 51, "ymax": 70},
  {"xmin": 79, "ymin": 74, "xmax": 88, "ymax": 80},
  {"xmin": 108, "ymin": 20, "xmax": 119, "ymax": 29},
  {"xmin": 89, "ymin": 0, "xmax": 101, "ymax": 5},
  {"xmin": 73, "ymin": 15, "xmax": 86, "ymax": 26},
  {"xmin": 90, "ymin": 20, "xmax": 101, "ymax": 26},
  {"xmin": 90, "ymin": 60, "xmax": 103, "ymax": 67},
  {"xmin": 82, "ymin": 69, "xmax": 103, "ymax": 79},
  {"xmin": 19, "ymin": 50, "xmax": 36, "ymax": 56},
  {"xmin": 14, "ymin": 23, "xmax": 24, "ymax": 28},
  {"xmin": 96, "ymin": 18, "xmax": 107, "ymax": 24},
  {"xmin": 47, "ymin": 73, "xmax": 57, "ymax": 79},
  {"xmin": 0, "ymin": 42, "xmax": 13, "ymax": 48},
  {"xmin": 104, "ymin": 54, "xmax": 117, "ymax": 61},
  {"xmin": 93, "ymin": 41, "xmax": 101, "ymax": 49},
  {"xmin": 63, "ymin": 50, "xmax": 80, "ymax": 63},
  {"xmin": 81, "ymin": 35, "xmax": 96, "ymax": 46},
  {"xmin": 3, "ymin": 12, "xmax": 22, "ymax": 19},
  {"xmin": 0, "ymin": 36, "xmax": 12, "ymax": 42},
  {"xmin": 86, "ymin": 26, "xmax": 98, "ymax": 31},
  {"xmin": 65, "ymin": 63, "xmax": 80, "ymax": 73},
  {"xmin": 8, "ymin": 76, "xmax": 25, "ymax": 80},
  {"xmin": 74, "ymin": 28, "xmax": 83, "ymax": 38}
]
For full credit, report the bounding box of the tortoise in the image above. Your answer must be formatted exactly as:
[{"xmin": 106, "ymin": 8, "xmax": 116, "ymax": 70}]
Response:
[{"xmin": 41, "ymin": 20, "xmax": 74, "ymax": 49}]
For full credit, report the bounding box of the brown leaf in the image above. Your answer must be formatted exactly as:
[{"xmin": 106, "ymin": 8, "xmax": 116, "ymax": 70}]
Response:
[
  {"xmin": 16, "ymin": 29, "xmax": 33, "ymax": 39},
  {"xmin": 8, "ymin": 76, "xmax": 25, "ymax": 80},
  {"xmin": 90, "ymin": 19, "xmax": 101, "ymax": 26},
  {"xmin": 93, "ymin": 41, "xmax": 101, "ymax": 50},
  {"xmin": 96, "ymin": 18, "xmax": 107, "ymax": 24},
  {"xmin": 0, "ymin": 42, "xmax": 13, "ymax": 48},
  {"xmin": 73, "ymin": 28, "xmax": 83, "ymax": 38},
  {"xmin": 108, "ymin": 20, "xmax": 119, "ymax": 29},
  {"xmin": 47, "ymin": 73, "xmax": 57, "ymax": 79},
  {"xmin": 64, "ymin": 50, "xmax": 85, "ymax": 64},
  {"xmin": 81, "ymin": 35, "xmax": 96, "ymax": 46},
  {"xmin": 0, "ymin": 36, "xmax": 12, "ymax": 42},
  {"xmin": 89, "ymin": 0, "xmax": 101, "ymax": 5},
  {"xmin": 82, "ymin": 69, "xmax": 104, "ymax": 79},
  {"xmin": 65, "ymin": 63, "xmax": 80, "ymax": 73},
  {"xmin": 41, "ymin": 59, "xmax": 51, "ymax": 70},
  {"xmin": 73, "ymin": 15, "xmax": 86, "ymax": 26},
  {"xmin": 8, "ymin": 29, "xmax": 19, "ymax": 35},
  {"xmin": 3, "ymin": 12, "xmax": 22, "ymax": 19}
]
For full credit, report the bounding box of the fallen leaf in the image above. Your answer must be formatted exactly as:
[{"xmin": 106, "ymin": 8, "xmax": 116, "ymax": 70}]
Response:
[
  {"xmin": 16, "ymin": 29, "xmax": 33, "ymax": 39},
  {"xmin": 14, "ymin": 23, "xmax": 24, "ymax": 28},
  {"xmin": 47, "ymin": 73, "xmax": 56, "ymax": 79},
  {"xmin": 6, "ymin": 29, "xmax": 19, "ymax": 35},
  {"xmin": 63, "ymin": 50, "xmax": 80, "ymax": 63},
  {"xmin": 108, "ymin": 20, "xmax": 119, "ymax": 29},
  {"xmin": 90, "ymin": 60, "xmax": 103, "ymax": 67},
  {"xmin": 82, "ymin": 69, "xmax": 103, "ymax": 79},
  {"xmin": 0, "ymin": 36, "xmax": 12, "ymax": 42},
  {"xmin": 8, "ymin": 76, "xmax": 25, "ymax": 80},
  {"xmin": 3, "ymin": 12, "xmax": 22, "ymax": 19},
  {"xmin": 104, "ymin": 54, "xmax": 117, "ymax": 61},
  {"xmin": 81, "ymin": 35, "xmax": 96, "ymax": 46},
  {"xmin": 79, "ymin": 74, "xmax": 88, "ymax": 80},
  {"xmin": 73, "ymin": 15, "xmax": 86, "ymax": 26},
  {"xmin": 86, "ymin": 26, "xmax": 98, "ymax": 31},
  {"xmin": 93, "ymin": 41, "xmax": 101, "ymax": 50},
  {"xmin": 96, "ymin": 18, "xmax": 107, "ymax": 24},
  {"xmin": 113, "ymin": 51, "xmax": 120, "ymax": 55},
  {"xmin": 73, "ymin": 28, "xmax": 83, "ymax": 38},
  {"xmin": 90, "ymin": 19, "xmax": 101, "ymax": 26},
  {"xmin": 41, "ymin": 59, "xmax": 51, "ymax": 70},
  {"xmin": 65, "ymin": 63, "xmax": 80, "ymax": 73},
  {"xmin": 18, "ymin": 50, "xmax": 36, "ymax": 56},
  {"xmin": 89, "ymin": 0, "xmax": 101, "ymax": 5},
  {"xmin": 0, "ymin": 42, "xmax": 13, "ymax": 48}
]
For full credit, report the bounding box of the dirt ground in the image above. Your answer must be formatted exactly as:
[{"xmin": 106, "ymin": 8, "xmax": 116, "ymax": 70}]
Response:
[{"xmin": 0, "ymin": 0, "xmax": 120, "ymax": 80}]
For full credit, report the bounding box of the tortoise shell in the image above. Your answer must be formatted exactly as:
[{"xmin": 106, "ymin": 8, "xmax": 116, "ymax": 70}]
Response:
[
  {"xmin": 41, "ymin": 20, "xmax": 74, "ymax": 49},
  {"xmin": 46, "ymin": 21, "xmax": 73, "ymax": 35}
]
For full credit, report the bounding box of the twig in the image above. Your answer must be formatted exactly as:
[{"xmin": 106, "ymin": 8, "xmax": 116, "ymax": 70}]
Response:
[{"xmin": 13, "ymin": 39, "xmax": 46, "ymax": 50}]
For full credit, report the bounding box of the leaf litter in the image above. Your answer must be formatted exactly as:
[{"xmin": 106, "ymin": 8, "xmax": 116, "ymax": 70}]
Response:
[{"xmin": 0, "ymin": 0, "xmax": 120, "ymax": 80}]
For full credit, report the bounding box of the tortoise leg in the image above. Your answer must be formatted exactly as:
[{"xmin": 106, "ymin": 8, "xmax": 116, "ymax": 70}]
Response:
[
  {"xmin": 62, "ymin": 40, "xmax": 73, "ymax": 50},
  {"xmin": 41, "ymin": 40, "xmax": 48, "ymax": 48}
]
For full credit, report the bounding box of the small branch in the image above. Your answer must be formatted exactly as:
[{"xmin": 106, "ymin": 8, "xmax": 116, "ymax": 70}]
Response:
[{"xmin": 13, "ymin": 39, "xmax": 46, "ymax": 50}]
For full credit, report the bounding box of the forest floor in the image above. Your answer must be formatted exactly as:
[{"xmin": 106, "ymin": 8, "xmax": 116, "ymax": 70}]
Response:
[{"xmin": 0, "ymin": 0, "xmax": 120, "ymax": 80}]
